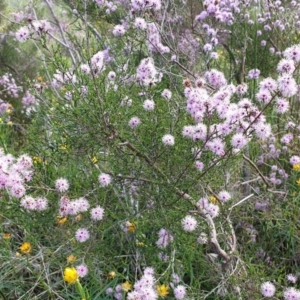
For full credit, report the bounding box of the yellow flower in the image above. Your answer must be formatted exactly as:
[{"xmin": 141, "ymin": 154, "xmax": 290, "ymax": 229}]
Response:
[
  {"xmin": 127, "ymin": 221, "xmax": 137, "ymax": 233},
  {"xmin": 63, "ymin": 267, "xmax": 79, "ymax": 284},
  {"xmin": 37, "ymin": 76, "xmax": 43, "ymax": 82},
  {"xmin": 108, "ymin": 271, "xmax": 116, "ymax": 279},
  {"xmin": 157, "ymin": 284, "xmax": 169, "ymax": 298},
  {"xmin": 91, "ymin": 156, "xmax": 98, "ymax": 163},
  {"xmin": 56, "ymin": 216, "xmax": 68, "ymax": 225},
  {"xmin": 67, "ymin": 255, "xmax": 76, "ymax": 263},
  {"xmin": 122, "ymin": 281, "xmax": 132, "ymax": 292},
  {"xmin": 3, "ymin": 233, "xmax": 11, "ymax": 240},
  {"xmin": 59, "ymin": 144, "xmax": 68, "ymax": 150},
  {"xmin": 293, "ymin": 163, "xmax": 300, "ymax": 171},
  {"xmin": 7, "ymin": 121, "xmax": 13, "ymax": 126},
  {"xmin": 20, "ymin": 242, "xmax": 32, "ymax": 254},
  {"xmin": 296, "ymin": 178, "xmax": 300, "ymax": 186},
  {"xmin": 209, "ymin": 195, "xmax": 220, "ymax": 205},
  {"xmin": 33, "ymin": 156, "xmax": 43, "ymax": 164}
]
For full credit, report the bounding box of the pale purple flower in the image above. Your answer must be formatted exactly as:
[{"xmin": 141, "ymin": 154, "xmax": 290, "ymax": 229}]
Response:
[
  {"xmin": 231, "ymin": 133, "xmax": 248, "ymax": 149},
  {"xmin": 181, "ymin": 215, "xmax": 197, "ymax": 232},
  {"xmin": 35, "ymin": 197, "xmax": 48, "ymax": 211},
  {"xmin": 129, "ymin": 117, "xmax": 141, "ymax": 128},
  {"xmin": 277, "ymin": 75, "xmax": 297, "ymax": 97},
  {"xmin": 195, "ymin": 160, "xmax": 204, "ymax": 171},
  {"xmin": 76, "ymin": 264, "xmax": 88, "ymax": 277},
  {"xmin": 98, "ymin": 173, "xmax": 112, "ymax": 187},
  {"xmin": 162, "ymin": 134, "xmax": 175, "ymax": 146},
  {"xmin": 283, "ymin": 287, "xmax": 300, "ymax": 300},
  {"xmin": 76, "ymin": 197, "xmax": 90, "ymax": 212},
  {"xmin": 206, "ymin": 203, "xmax": 219, "ymax": 218},
  {"xmin": 161, "ymin": 89, "xmax": 172, "ymax": 100},
  {"xmin": 276, "ymin": 98, "xmax": 289, "ymax": 114},
  {"xmin": 259, "ymin": 78, "xmax": 277, "ymax": 92},
  {"xmin": 277, "ymin": 59, "xmax": 295, "ymax": 74},
  {"xmin": 210, "ymin": 52, "xmax": 218, "ymax": 59},
  {"xmin": 171, "ymin": 273, "xmax": 180, "ymax": 284},
  {"xmin": 261, "ymin": 281, "xmax": 276, "ymax": 297},
  {"xmin": 203, "ymin": 43, "xmax": 213, "ymax": 52},
  {"xmin": 283, "ymin": 45, "xmax": 300, "ymax": 62},
  {"xmin": 248, "ymin": 69, "xmax": 260, "ymax": 79},
  {"xmin": 197, "ymin": 232, "xmax": 208, "ymax": 244},
  {"xmin": 112, "ymin": 25, "xmax": 126, "ymax": 36},
  {"xmin": 114, "ymin": 292, "xmax": 123, "ymax": 300},
  {"xmin": 143, "ymin": 99, "xmax": 155, "ymax": 111},
  {"xmin": 182, "ymin": 126, "xmax": 195, "ymax": 138},
  {"xmin": 287, "ymin": 274, "xmax": 297, "ymax": 284},
  {"xmin": 156, "ymin": 228, "xmax": 173, "ymax": 248},
  {"xmin": 80, "ymin": 64, "xmax": 91, "ymax": 74},
  {"xmin": 16, "ymin": 26, "xmax": 30, "ymax": 42},
  {"xmin": 107, "ymin": 71, "xmax": 116, "ymax": 80},
  {"xmin": 106, "ymin": 288, "xmax": 114, "ymax": 295},
  {"xmin": 205, "ymin": 69, "xmax": 227, "ymax": 88},
  {"xmin": 20, "ymin": 196, "xmax": 36, "ymax": 210},
  {"xmin": 290, "ymin": 155, "xmax": 300, "ymax": 165},
  {"xmin": 254, "ymin": 123, "xmax": 272, "ymax": 140},
  {"xmin": 218, "ymin": 190, "xmax": 231, "ymax": 202},
  {"xmin": 66, "ymin": 201, "xmax": 80, "ymax": 215},
  {"xmin": 90, "ymin": 205, "xmax": 105, "ymax": 220},
  {"xmin": 10, "ymin": 184, "xmax": 26, "ymax": 198},
  {"xmin": 55, "ymin": 178, "xmax": 69, "ymax": 193},
  {"xmin": 174, "ymin": 285, "xmax": 187, "ymax": 300},
  {"xmin": 134, "ymin": 17, "xmax": 147, "ymax": 30},
  {"xmin": 75, "ymin": 228, "xmax": 90, "ymax": 242}
]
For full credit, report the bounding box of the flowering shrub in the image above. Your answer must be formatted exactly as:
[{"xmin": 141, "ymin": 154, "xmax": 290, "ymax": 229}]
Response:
[{"xmin": 1, "ymin": 0, "xmax": 300, "ymax": 299}]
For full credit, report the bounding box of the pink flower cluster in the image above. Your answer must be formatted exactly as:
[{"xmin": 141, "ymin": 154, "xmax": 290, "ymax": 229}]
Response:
[
  {"xmin": 15, "ymin": 20, "xmax": 52, "ymax": 42},
  {"xmin": 58, "ymin": 196, "xmax": 90, "ymax": 216},
  {"xmin": 127, "ymin": 267, "xmax": 158, "ymax": 300},
  {"xmin": 136, "ymin": 57, "xmax": 162, "ymax": 86},
  {"xmin": 21, "ymin": 195, "xmax": 48, "ymax": 211},
  {"xmin": 156, "ymin": 228, "xmax": 174, "ymax": 248},
  {"xmin": 0, "ymin": 152, "xmax": 33, "ymax": 199},
  {"xmin": 197, "ymin": 197, "xmax": 219, "ymax": 218}
]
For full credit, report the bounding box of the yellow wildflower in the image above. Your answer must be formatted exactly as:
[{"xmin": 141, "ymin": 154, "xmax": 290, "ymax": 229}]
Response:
[
  {"xmin": 63, "ymin": 267, "xmax": 79, "ymax": 284},
  {"xmin": 37, "ymin": 76, "xmax": 43, "ymax": 82},
  {"xmin": 108, "ymin": 271, "xmax": 116, "ymax": 279},
  {"xmin": 3, "ymin": 233, "xmax": 11, "ymax": 240},
  {"xmin": 20, "ymin": 242, "xmax": 32, "ymax": 254},
  {"xmin": 67, "ymin": 254, "xmax": 76, "ymax": 263},
  {"xmin": 33, "ymin": 156, "xmax": 43, "ymax": 164},
  {"xmin": 91, "ymin": 156, "xmax": 98, "ymax": 163},
  {"xmin": 127, "ymin": 221, "xmax": 137, "ymax": 233},
  {"xmin": 296, "ymin": 178, "xmax": 300, "ymax": 186},
  {"xmin": 57, "ymin": 216, "xmax": 68, "ymax": 225},
  {"xmin": 209, "ymin": 195, "xmax": 220, "ymax": 205},
  {"xmin": 293, "ymin": 163, "xmax": 300, "ymax": 171},
  {"xmin": 7, "ymin": 121, "xmax": 13, "ymax": 126},
  {"xmin": 122, "ymin": 281, "xmax": 132, "ymax": 292},
  {"xmin": 157, "ymin": 284, "xmax": 169, "ymax": 298},
  {"xmin": 59, "ymin": 144, "xmax": 68, "ymax": 150}
]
